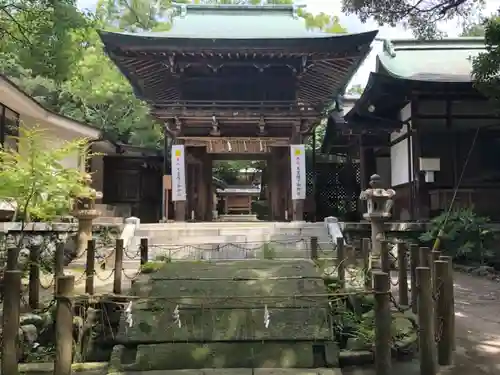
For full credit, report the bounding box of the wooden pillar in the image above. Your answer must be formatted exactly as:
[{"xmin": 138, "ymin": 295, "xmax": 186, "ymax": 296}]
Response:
[
  {"xmin": 269, "ymin": 147, "xmax": 279, "ymax": 221},
  {"xmin": 192, "ymin": 147, "xmax": 206, "ymax": 221},
  {"xmin": 359, "ymin": 135, "xmax": 377, "ymax": 191},
  {"xmin": 412, "ymin": 98, "xmax": 422, "ymax": 220},
  {"xmin": 202, "ymin": 150, "xmax": 213, "ymax": 221}
]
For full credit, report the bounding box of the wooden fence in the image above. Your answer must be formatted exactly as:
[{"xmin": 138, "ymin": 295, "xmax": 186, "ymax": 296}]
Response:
[{"xmin": 1, "ymin": 237, "xmax": 455, "ymax": 375}]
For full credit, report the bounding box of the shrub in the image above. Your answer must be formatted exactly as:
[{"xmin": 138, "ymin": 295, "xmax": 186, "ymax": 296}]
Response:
[{"xmin": 420, "ymin": 208, "xmax": 497, "ymax": 265}]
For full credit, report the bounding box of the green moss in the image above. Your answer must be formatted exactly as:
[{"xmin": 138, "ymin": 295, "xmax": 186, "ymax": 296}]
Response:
[{"xmin": 140, "ymin": 261, "xmax": 163, "ymax": 274}]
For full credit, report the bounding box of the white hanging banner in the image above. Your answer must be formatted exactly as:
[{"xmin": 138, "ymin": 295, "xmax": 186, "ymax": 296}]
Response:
[
  {"xmin": 171, "ymin": 145, "xmax": 186, "ymax": 201},
  {"xmin": 290, "ymin": 144, "xmax": 306, "ymax": 200}
]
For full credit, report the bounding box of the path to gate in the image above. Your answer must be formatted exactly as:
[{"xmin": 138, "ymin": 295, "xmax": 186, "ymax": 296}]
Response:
[{"xmin": 441, "ymin": 271, "xmax": 500, "ymax": 375}]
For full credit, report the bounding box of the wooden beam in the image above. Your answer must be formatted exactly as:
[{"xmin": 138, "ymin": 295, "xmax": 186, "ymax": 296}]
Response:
[{"xmin": 179, "ymin": 137, "xmax": 290, "ymax": 153}]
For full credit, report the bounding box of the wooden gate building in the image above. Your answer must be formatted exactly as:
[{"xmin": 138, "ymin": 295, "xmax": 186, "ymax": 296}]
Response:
[{"xmin": 99, "ymin": 4, "xmax": 377, "ymax": 221}]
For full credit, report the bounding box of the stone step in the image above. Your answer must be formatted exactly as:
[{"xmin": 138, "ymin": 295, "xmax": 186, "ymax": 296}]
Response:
[
  {"xmin": 136, "ymin": 227, "xmax": 329, "ymax": 238},
  {"xmin": 144, "ymin": 236, "xmax": 334, "ymax": 261},
  {"xmin": 141, "ymin": 233, "xmax": 332, "ymax": 245},
  {"xmin": 139, "ymin": 222, "xmax": 325, "ymax": 231},
  {"xmin": 94, "ymin": 216, "xmax": 124, "ymax": 225},
  {"xmin": 137, "ymin": 234, "xmax": 331, "ymax": 244}
]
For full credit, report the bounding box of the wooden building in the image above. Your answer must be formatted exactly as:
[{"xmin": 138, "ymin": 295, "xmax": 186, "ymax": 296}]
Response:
[
  {"xmin": 330, "ymin": 38, "xmax": 500, "ymax": 221},
  {"xmin": 99, "ymin": 4, "xmax": 377, "ymax": 222}
]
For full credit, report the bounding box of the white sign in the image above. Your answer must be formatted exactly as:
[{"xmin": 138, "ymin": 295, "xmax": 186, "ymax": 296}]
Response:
[
  {"xmin": 171, "ymin": 145, "xmax": 186, "ymax": 201},
  {"xmin": 290, "ymin": 144, "xmax": 306, "ymax": 200}
]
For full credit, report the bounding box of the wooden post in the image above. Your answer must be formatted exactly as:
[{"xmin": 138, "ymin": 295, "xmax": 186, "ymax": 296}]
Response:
[
  {"xmin": 174, "ymin": 201, "xmax": 187, "ymax": 221},
  {"xmin": 410, "ymin": 244, "xmax": 419, "ymax": 314},
  {"xmin": 397, "ymin": 242, "xmax": 409, "ymax": 306},
  {"xmin": 54, "ymin": 275, "xmax": 75, "ymax": 375},
  {"xmin": 336, "ymin": 237, "xmax": 345, "ymax": 285},
  {"xmin": 373, "ymin": 271, "xmax": 392, "ymax": 375},
  {"xmin": 6, "ymin": 245, "xmax": 19, "ymax": 270},
  {"xmin": 140, "ymin": 238, "xmax": 149, "ymax": 265},
  {"xmin": 440, "ymin": 255, "xmax": 456, "ymax": 352},
  {"xmin": 347, "ymin": 244, "xmax": 356, "ymax": 266},
  {"xmin": 362, "ymin": 238, "xmax": 371, "ymax": 289},
  {"xmin": 434, "ymin": 260, "xmax": 453, "ymax": 365},
  {"xmin": 113, "ymin": 239, "xmax": 124, "ymax": 294},
  {"xmin": 85, "ymin": 239, "xmax": 95, "ymax": 295},
  {"xmin": 380, "ymin": 240, "xmax": 391, "ymax": 274},
  {"xmin": 416, "ymin": 267, "xmax": 437, "ymax": 375},
  {"xmin": 431, "ymin": 250, "xmax": 441, "ymax": 282},
  {"xmin": 310, "ymin": 236, "xmax": 318, "ymax": 260},
  {"xmin": 1, "ymin": 270, "xmax": 22, "ymax": 375},
  {"xmin": 54, "ymin": 241, "xmax": 65, "ymax": 294},
  {"xmin": 419, "ymin": 247, "xmax": 431, "ymax": 268},
  {"xmin": 28, "ymin": 244, "xmax": 40, "ymax": 309},
  {"xmin": 353, "ymin": 239, "xmax": 361, "ymax": 254},
  {"xmin": 54, "ymin": 241, "xmax": 65, "ymax": 277}
]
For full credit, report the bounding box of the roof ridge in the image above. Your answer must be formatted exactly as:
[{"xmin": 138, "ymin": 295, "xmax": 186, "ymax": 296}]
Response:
[{"xmin": 380, "ymin": 37, "xmax": 485, "ymax": 51}]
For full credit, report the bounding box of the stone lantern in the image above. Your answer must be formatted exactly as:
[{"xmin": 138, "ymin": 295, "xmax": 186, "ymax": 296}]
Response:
[
  {"xmin": 359, "ymin": 174, "xmax": 395, "ymax": 259},
  {"xmin": 72, "ymin": 173, "xmax": 103, "ymax": 255}
]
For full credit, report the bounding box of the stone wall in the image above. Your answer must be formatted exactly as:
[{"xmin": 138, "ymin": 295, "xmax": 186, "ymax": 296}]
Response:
[{"xmin": 0, "ymin": 222, "xmax": 121, "ymax": 272}]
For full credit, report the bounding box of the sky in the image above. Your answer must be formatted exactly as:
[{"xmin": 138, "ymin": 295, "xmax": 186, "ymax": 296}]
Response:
[{"xmin": 77, "ymin": 0, "xmax": 500, "ymax": 88}]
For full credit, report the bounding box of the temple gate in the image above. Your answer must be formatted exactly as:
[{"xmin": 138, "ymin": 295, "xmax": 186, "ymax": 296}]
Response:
[{"xmin": 99, "ymin": 4, "xmax": 376, "ymax": 221}]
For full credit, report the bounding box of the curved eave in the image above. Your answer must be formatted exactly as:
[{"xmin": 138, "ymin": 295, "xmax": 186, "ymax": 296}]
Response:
[
  {"xmin": 344, "ymin": 73, "xmax": 477, "ymax": 131},
  {"xmin": 344, "ymin": 73, "xmax": 409, "ymax": 126},
  {"xmin": 321, "ymin": 112, "xmax": 347, "ymax": 154},
  {"xmin": 376, "ymin": 40, "xmax": 484, "ymax": 83},
  {"xmin": 99, "ymin": 30, "xmax": 378, "ymax": 53},
  {"xmin": 100, "ymin": 30, "xmax": 378, "ymax": 108}
]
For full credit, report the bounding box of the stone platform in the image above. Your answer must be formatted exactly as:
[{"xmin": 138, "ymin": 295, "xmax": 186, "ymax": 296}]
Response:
[
  {"xmin": 111, "ymin": 259, "xmax": 338, "ymax": 371},
  {"xmin": 218, "ymin": 214, "xmax": 259, "ymax": 222}
]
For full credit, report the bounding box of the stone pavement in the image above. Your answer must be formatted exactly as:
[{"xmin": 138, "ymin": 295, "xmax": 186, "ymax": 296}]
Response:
[{"xmin": 438, "ymin": 271, "xmax": 500, "ymax": 375}]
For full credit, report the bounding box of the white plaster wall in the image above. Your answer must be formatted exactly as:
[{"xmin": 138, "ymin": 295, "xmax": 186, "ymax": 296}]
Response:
[
  {"xmin": 390, "ymin": 103, "xmax": 414, "ymax": 187},
  {"xmin": 19, "ymin": 115, "xmax": 85, "ymax": 171}
]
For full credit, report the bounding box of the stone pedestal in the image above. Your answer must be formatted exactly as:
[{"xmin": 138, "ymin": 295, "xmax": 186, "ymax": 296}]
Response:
[
  {"xmin": 292, "ymin": 200, "xmax": 304, "ymax": 221},
  {"xmin": 359, "ymin": 174, "xmax": 395, "ymax": 264},
  {"xmin": 174, "ymin": 201, "xmax": 186, "ymax": 221}
]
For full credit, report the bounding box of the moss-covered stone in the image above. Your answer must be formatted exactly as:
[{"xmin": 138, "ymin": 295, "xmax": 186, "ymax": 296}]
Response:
[
  {"xmin": 131, "ymin": 342, "xmax": 317, "ymax": 370},
  {"xmin": 116, "ymin": 259, "xmax": 335, "ymax": 370}
]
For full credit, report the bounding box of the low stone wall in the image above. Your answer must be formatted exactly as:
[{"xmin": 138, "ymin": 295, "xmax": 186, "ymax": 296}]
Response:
[
  {"xmin": 325, "ymin": 218, "xmax": 428, "ymax": 245},
  {"xmin": 0, "ymin": 222, "xmax": 121, "ymax": 271}
]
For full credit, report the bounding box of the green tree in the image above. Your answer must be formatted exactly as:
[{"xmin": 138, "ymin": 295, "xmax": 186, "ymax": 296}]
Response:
[
  {"xmin": 347, "ymin": 84, "xmax": 364, "ymax": 96},
  {"xmin": 62, "ymin": 27, "xmax": 163, "ymax": 146},
  {"xmin": 1, "ymin": 0, "xmax": 90, "ymax": 82},
  {"xmin": 472, "ymin": 14, "xmax": 500, "ymax": 102},
  {"xmin": 0, "ymin": 127, "xmax": 94, "ymax": 222},
  {"xmin": 341, "ymin": 0, "xmax": 484, "ymax": 38}
]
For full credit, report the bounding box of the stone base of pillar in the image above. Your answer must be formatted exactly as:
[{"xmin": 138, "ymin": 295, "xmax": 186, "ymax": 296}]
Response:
[
  {"xmin": 174, "ymin": 201, "xmax": 186, "ymax": 221},
  {"xmin": 292, "ymin": 200, "xmax": 304, "ymax": 221}
]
